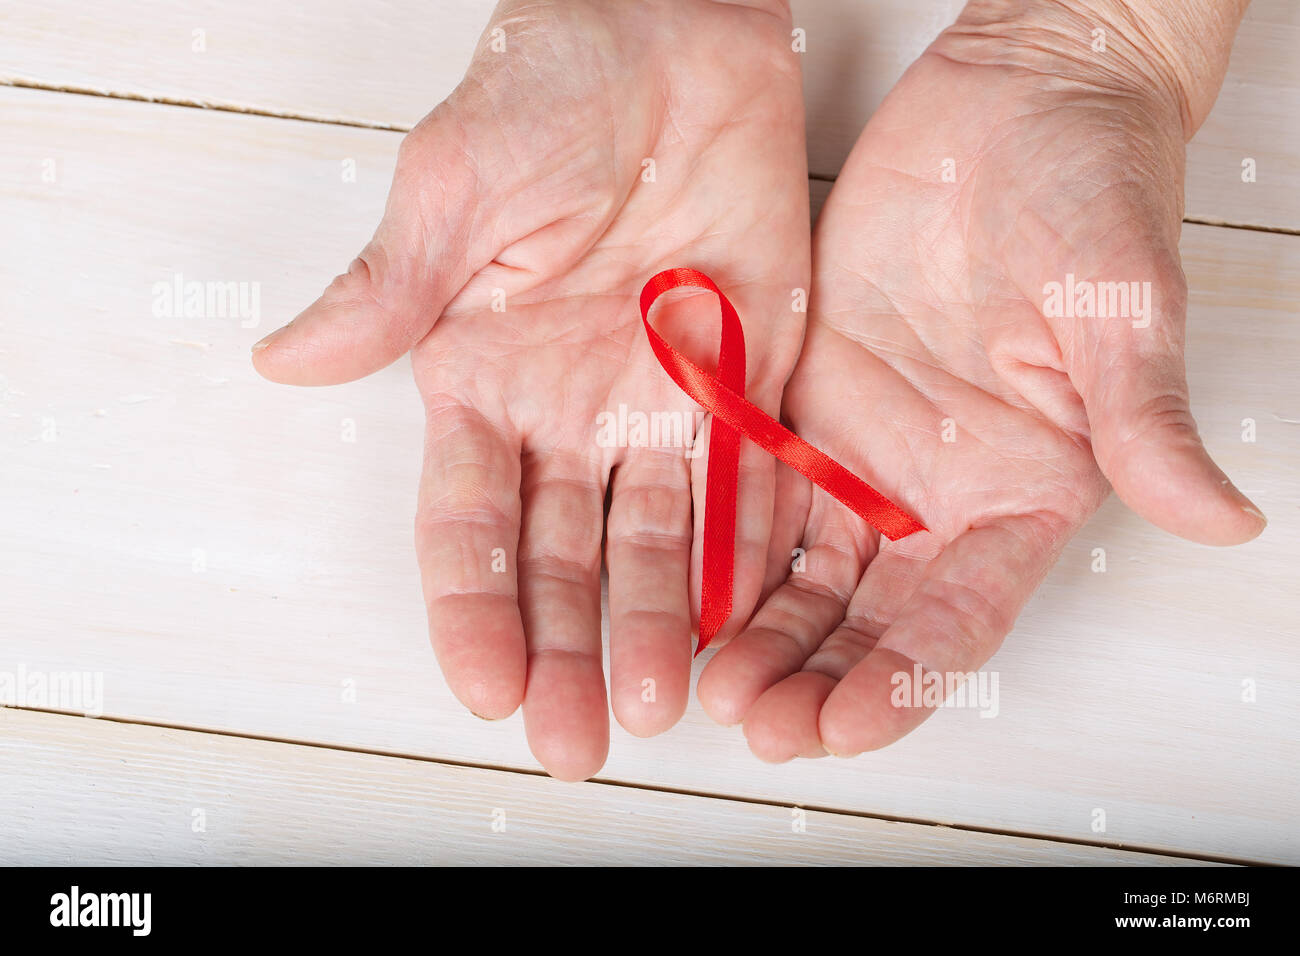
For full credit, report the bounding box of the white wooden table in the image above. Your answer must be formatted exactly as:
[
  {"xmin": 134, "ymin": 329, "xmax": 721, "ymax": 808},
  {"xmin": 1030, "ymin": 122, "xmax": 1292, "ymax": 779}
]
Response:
[{"xmin": 1, "ymin": 0, "xmax": 1297, "ymax": 865}]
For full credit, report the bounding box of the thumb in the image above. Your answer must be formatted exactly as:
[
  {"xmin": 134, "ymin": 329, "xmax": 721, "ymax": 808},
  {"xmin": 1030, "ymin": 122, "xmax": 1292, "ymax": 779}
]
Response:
[
  {"xmin": 252, "ymin": 105, "xmax": 496, "ymax": 386},
  {"xmin": 1083, "ymin": 262, "xmax": 1266, "ymax": 546}
]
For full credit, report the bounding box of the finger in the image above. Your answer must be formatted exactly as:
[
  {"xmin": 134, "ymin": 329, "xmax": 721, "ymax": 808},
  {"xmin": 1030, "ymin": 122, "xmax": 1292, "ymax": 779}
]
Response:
[
  {"xmin": 1078, "ymin": 258, "xmax": 1266, "ymax": 545},
  {"xmin": 761, "ymin": 460, "xmax": 812, "ymax": 605},
  {"xmin": 252, "ymin": 103, "xmax": 500, "ymax": 386},
  {"xmin": 742, "ymin": 670, "xmax": 835, "ymax": 763},
  {"xmin": 253, "ymin": 0, "xmax": 662, "ymax": 389},
  {"xmin": 517, "ymin": 450, "xmax": 608, "ymax": 781},
  {"xmin": 819, "ymin": 512, "xmax": 1066, "ymax": 756},
  {"xmin": 696, "ymin": 504, "xmax": 868, "ymax": 727},
  {"xmin": 605, "ymin": 448, "xmax": 693, "ymax": 737},
  {"xmin": 739, "ymin": 539, "xmax": 933, "ymax": 763},
  {"xmin": 415, "ymin": 400, "xmax": 525, "ymax": 720}
]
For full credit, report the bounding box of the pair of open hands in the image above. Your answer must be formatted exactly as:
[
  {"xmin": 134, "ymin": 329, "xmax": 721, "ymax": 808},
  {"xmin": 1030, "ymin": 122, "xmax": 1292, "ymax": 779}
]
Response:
[{"xmin": 253, "ymin": 0, "xmax": 1263, "ymax": 780}]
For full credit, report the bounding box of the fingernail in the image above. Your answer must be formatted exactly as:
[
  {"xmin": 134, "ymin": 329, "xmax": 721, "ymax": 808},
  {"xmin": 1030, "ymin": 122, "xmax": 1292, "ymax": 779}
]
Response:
[
  {"xmin": 251, "ymin": 323, "xmax": 289, "ymax": 353},
  {"xmin": 469, "ymin": 709, "xmax": 501, "ymax": 721},
  {"xmin": 1242, "ymin": 505, "xmax": 1268, "ymax": 525},
  {"xmin": 1223, "ymin": 477, "xmax": 1267, "ymax": 527}
]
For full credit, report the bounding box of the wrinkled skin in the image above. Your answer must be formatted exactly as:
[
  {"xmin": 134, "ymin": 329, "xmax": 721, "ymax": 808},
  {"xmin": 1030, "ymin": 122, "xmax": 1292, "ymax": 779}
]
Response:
[
  {"xmin": 698, "ymin": 26, "xmax": 1266, "ymax": 762},
  {"xmin": 256, "ymin": 0, "xmax": 1264, "ymax": 777},
  {"xmin": 253, "ymin": 0, "xmax": 809, "ymax": 780}
]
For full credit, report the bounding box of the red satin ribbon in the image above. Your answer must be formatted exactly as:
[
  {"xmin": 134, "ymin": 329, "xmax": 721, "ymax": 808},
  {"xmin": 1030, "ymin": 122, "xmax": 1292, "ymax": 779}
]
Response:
[{"xmin": 639, "ymin": 267, "xmax": 926, "ymax": 655}]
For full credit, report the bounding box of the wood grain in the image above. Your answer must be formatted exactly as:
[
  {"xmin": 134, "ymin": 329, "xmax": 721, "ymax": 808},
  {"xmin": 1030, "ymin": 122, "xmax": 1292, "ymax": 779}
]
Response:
[
  {"xmin": 1, "ymin": 85, "xmax": 1297, "ymax": 862},
  {"xmin": 1, "ymin": 0, "xmax": 1297, "ymax": 228},
  {"xmin": 0, "ymin": 709, "xmax": 1220, "ymax": 865}
]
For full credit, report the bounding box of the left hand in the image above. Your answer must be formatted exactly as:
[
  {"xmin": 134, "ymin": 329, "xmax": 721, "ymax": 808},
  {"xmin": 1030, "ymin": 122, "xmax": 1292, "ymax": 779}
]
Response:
[{"xmin": 254, "ymin": 0, "xmax": 809, "ymax": 780}]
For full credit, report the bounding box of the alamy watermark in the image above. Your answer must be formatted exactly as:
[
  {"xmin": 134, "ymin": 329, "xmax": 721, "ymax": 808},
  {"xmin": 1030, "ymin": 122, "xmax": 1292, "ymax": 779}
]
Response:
[
  {"xmin": 50, "ymin": 886, "xmax": 150, "ymax": 936},
  {"xmin": 595, "ymin": 403, "xmax": 705, "ymax": 457},
  {"xmin": 1041, "ymin": 273, "xmax": 1152, "ymax": 328},
  {"xmin": 890, "ymin": 664, "xmax": 999, "ymax": 718},
  {"xmin": 0, "ymin": 664, "xmax": 104, "ymax": 717},
  {"xmin": 151, "ymin": 272, "xmax": 260, "ymax": 328}
]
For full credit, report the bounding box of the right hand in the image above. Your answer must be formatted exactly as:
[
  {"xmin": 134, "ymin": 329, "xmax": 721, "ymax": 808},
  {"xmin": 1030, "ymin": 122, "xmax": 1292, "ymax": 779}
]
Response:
[{"xmin": 699, "ymin": 2, "xmax": 1265, "ymax": 762}]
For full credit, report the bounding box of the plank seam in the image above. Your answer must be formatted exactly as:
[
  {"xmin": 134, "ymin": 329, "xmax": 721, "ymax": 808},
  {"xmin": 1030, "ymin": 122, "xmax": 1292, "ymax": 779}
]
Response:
[
  {"xmin": 6, "ymin": 79, "xmax": 1295, "ymax": 238},
  {"xmin": 2, "ymin": 704, "xmax": 1262, "ymax": 866},
  {"xmin": 1183, "ymin": 215, "xmax": 1300, "ymax": 237},
  {"xmin": 0, "ymin": 77, "xmax": 411, "ymax": 133}
]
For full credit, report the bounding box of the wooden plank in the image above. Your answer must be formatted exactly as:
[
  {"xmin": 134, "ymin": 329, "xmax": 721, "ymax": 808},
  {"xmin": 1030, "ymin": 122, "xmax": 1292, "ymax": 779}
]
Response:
[
  {"xmin": 0, "ymin": 0, "xmax": 490, "ymax": 128},
  {"xmin": 0, "ymin": 0, "xmax": 1296, "ymax": 228},
  {"xmin": 0, "ymin": 709, "xmax": 1218, "ymax": 865},
  {"xmin": 1, "ymin": 86, "xmax": 1297, "ymax": 863}
]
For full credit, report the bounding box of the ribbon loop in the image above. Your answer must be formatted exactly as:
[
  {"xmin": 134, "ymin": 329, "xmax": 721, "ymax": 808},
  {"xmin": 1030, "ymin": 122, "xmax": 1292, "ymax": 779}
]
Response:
[{"xmin": 639, "ymin": 268, "xmax": 926, "ymax": 655}]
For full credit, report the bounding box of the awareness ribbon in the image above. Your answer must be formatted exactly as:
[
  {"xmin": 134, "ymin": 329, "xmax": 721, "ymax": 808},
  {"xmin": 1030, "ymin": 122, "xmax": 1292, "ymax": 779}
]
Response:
[{"xmin": 639, "ymin": 267, "xmax": 927, "ymax": 655}]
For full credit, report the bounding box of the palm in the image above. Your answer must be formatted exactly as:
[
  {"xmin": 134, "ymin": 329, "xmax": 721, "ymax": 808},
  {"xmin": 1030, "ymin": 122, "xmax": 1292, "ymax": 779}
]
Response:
[
  {"xmin": 256, "ymin": 0, "xmax": 808, "ymax": 780},
  {"xmin": 698, "ymin": 49, "xmax": 1262, "ymax": 761}
]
